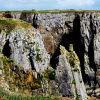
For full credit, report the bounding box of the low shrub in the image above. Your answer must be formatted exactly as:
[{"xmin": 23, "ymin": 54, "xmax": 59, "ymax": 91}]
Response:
[
  {"xmin": 0, "ymin": 89, "xmax": 59, "ymax": 100},
  {"xmin": 7, "ymin": 59, "xmax": 16, "ymax": 63},
  {"xmin": 0, "ymin": 28, "xmax": 1, "ymax": 33},
  {"xmin": 36, "ymin": 46, "xmax": 40, "ymax": 51},
  {"xmin": 44, "ymin": 70, "xmax": 56, "ymax": 80},
  {"xmin": 69, "ymin": 59, "xmax": 75, "ymax": 67},
  {"xmin": 36, "ymin": 53, "xmax": 41, "ymax": 61}
]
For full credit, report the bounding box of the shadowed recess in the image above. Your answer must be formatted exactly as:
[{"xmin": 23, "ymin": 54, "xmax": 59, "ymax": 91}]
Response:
[
  {"xmin": 33, "ymin": 13, "xmax": 39, "ymax": 29},
  {"xmin": 88, "ymin": 19, "xmax": 97, "ymax": 85},
  {"xmin": 50, "ymin": 24, "xmax": 73, "ymax": 69},
  {"xmin": 3, "ymin": 40, "xmax": 11, "ymax": 58},
  {"xmin": 73, "ymin": 15, "xmax": 87, "ymax": 84},
  {"xmin": 50, "ymin": 14, "xmax": 92, "ymax": 85},
  {"xmin": 29, "ymin": 49, "xmax": 36, "ymax": 70}
]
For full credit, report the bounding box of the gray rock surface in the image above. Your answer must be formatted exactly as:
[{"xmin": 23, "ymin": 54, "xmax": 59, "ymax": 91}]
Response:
[
  {"xmin": 0, "ymin": 27, "xmax": 50, "ymax": 72},
  {"xmin": 1, "ymin": 12, "xmax": 100, "ymax": 98},
  {"xmin": 56, "ymin": 45, "xmax": 87, "ymax": 100},
  {"xmin": 56, "ymin": 55, "xmax": 75, "ymax": 97}
]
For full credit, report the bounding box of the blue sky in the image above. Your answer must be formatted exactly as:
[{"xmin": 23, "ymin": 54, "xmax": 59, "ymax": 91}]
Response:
[{"xmin": 0, "ymin": 0, "xmax": 100, "ymax": 11}]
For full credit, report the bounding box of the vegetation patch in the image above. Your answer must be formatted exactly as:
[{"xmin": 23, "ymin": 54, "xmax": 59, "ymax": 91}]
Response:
[
  {"xmin": 72, "ymin": 79, "xmax": 76, "ymax": 84},
  {"xmin": 69, "ymin": 59, "xmax": 75, "ymax": 67},
  {"xmin": 1, "ymin": 10, "xmax": 100, "ymax": 15},
  {"xmin": 36, "ymin": 46, "xmax": 40, "ymax": 51},
  {"xmin": 0, "ymin": 18, "xmax": 33, "ymax": 35},
  {"xmin": 0, "ymin": 87, "xmax": 59, "ymax": 100},
  {"xmin": 0, "ymin": 67, "xmax": 2, "ymax": 70},
  {"xmin": 0, "ymin": 54, "xmax": 58, "ymax": 98},
  {"xmin": 36, "ymin": 53, "xmax": 41, "ymax": 61},
  {"xmin": 23, "ymin": 39, "xmax": 27, "ymax": 43},
  {"xmin": 7, "ymin": 59, "xmax": 16, "ymax": 63},
  {"xmin": 43, "ymin": 70, "xmax": 56, "ymax": 80},
  {"xmin": 28, "ymin": 42, "xmax": 35, "ymax": 45}
]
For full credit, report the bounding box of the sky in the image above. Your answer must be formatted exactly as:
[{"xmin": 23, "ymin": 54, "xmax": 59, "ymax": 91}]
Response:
[{"xmin": 0, "ymin": 0, "xmax": 100, "ymax": 11}]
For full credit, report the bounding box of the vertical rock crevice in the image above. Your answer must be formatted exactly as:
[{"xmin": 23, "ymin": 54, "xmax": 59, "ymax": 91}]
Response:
[
  {"xmin": 50, "ymin": 14, "xmax": 96, "ymax": 86},
  {"xmin": 3, "ymin": 39, "xmax": 11, "ymax": 58},
  {"xmin": 50, "ymin": 21, "xmax": 73, "ymax": 69},
  {"xmin": 33, "ymin": 13, "xmax": 39, "ymax": 29},
  {"xmin": 29, "ymin": 48, "xmax": 36, "ymax": 71},
  {"xmin": 73, "ymin": 15, "xmax": 87, "ymax": 84},
  {"xmin": 50, "ymin": 15, "xmax": 85, "ymax": 80},
  {"xmin": 88, "ymin": 19, "xmax": 97, "ymax": 86}
]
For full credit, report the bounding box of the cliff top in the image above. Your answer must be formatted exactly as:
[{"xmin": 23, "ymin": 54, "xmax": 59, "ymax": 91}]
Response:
[
  {"xmin": 0, "ymin": 18, "xmax": 33, "ymax": 35},
  {"xmin": 0, "ymin": 10, "xmax": 100, "ymax": 14}
]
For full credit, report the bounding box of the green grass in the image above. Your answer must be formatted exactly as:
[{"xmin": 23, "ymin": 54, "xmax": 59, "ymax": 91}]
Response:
[
  {"xmin": 71, "ymin": 79, "xmax": 76, "ymax": 84},
  {"xmin": 0, "ymin": 87, "xmax": 59, "ymax": 100},
  {"xmin": 0, "ymin": 67, "xmax": 2, "ymax": 70},
  {"xmin": 1, "ymin": 10, "xmax": 100, "ymax": 14},
  {"xmin": 36, "ymin": 53, "xmax": 41, "ymax": 61},
  {"xmin": 0, "ymin": 18, "xmax": 32, "ymax": 35},
  {"xmin": 36, "ymin": 46, "xmax": 40, "ymax": 51},
  {"xmin": 69, "ymin": 59, "xmax": 75, "ymax": 67},
  {"xmin": 43, "ymin": 70, "xmax": 56, "ymax": 80},
  {"xmin": 7, "ymin": 59, "xmax": 16, "ymax": 63}
]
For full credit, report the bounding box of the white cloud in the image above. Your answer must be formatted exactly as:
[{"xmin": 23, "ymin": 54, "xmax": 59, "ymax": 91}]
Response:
[
  {"xmin": 0, "ymin": 0, "xmax": 98, "ymax": 10},
  {"xmin": 17, "ymin": 0, "xmax": 27, "ymax": 3},
  {"xmin": 56, "ymin": 0, "xmax": 94, "ymax": 7}
]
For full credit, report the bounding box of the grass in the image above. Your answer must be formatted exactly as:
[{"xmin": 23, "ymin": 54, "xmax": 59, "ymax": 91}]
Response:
[
  {"xmin": 36, "ymin": 46, "xmax": 40, "ymax": 51},
  {"xmin": 71, "ymin": 79, "xmax": 76, "ymax": 84},
  {"xmin": 0, "ymin": 18, "xmax": 32, "ymax": 35},
  {"xmin": 36, "ymin": 53, "xmax": 41, "ymax": 61},
  {"xmin": 0, "ymin": 87, "xmax": 59, "ymax": 100},
  {"xmin": 69, "ymin": 59, "xmax": 75, "ymax": 67},
  {"xmin": 1, "ymin": 10, "xmax": 100, "ymax": 14},
  {"xmin": 7, "ymin": 59, "xmax": 16, "ymax": 63},
  {"xmin": 0, "ymin": 67, "xmax": 2, "ymax": 70},
  {"xmin": 43, "ymin": 70, "xmax": 56, "ymax": 80}
]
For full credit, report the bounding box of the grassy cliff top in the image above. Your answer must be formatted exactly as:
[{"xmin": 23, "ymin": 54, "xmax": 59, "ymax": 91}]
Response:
[
  {"xmin": 0, "ymin": 10, "xmax": 100, "ymax": 14},
  {"xmin": 0, "ymin": 18, "xmax": 33, "ymax": 35}
]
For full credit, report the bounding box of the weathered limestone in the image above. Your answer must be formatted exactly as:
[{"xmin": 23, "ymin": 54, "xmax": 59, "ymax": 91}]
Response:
[
  {"xmin": 0, "ymin": 12, "xmax": 75, "ymax": 57},
  {"xmin": 1, "ymin": 12, "xmax": 100, "ymax": 98},
  {"xmin": 56, "ymin": 45, "xmax": 87, "ymax": 100},
  {"xmin": 0, "ymin": 26, "xmax": 50, "ymax": 72},
  {"xmin": 80, "ymin": 13, "xmax": 100, "ymax": 86}
]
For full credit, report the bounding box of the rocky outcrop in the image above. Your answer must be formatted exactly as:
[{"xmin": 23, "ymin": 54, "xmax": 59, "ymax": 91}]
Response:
[
  {"xmin": 1, "ymin": 11, "xmax": 100, "ymax": 98},
  {"xmin": 0, "ymin": 12, "xmax": 75, "ymax": 57},
  {"xmin": 56, "ymin": 45, "xmax": 87, "ymax": 100},
  {"xmin": 80, "ymin": 13, "xmax": 100, "ymax": 86},
  {"xmin": 0, "ymin": 18, "xmax": 50, "ymax": 72},
  {"xmin": 56, "ymin": 45, "xmax": 75, "ymax": 97}
]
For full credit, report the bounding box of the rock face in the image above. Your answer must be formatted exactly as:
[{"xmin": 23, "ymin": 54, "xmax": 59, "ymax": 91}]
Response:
[
  {"xmin": 8, "ymin": 28, "xmax": 50, "ymax": 72},
  {"xmin": 80, "ymin": 13, "xmax": 100, "ymax": 85},
  {"xmin": 56, "ymin": 45, "xmax": 87, "ymax": 100},
  {"xmin": 0, "ymin": 12, "xmax": 75, "ymax": 57},
  {"xmin": 0, "ymin": 18, "xmax": 50, "ymax": 72},
  {"xmin": 26, "ymin": 12, "xmax": 100, "ymax": 88},
  {"xmin": 56, "ymin": 45, "xmax": 75, "ymax": 97},
  {"xmin": 1, "ymin": 12, "xmax": 100, "ymax": 98},
  {"xmin": 32, "ymin": 13, "xmax": 75, "ymax": 57}
]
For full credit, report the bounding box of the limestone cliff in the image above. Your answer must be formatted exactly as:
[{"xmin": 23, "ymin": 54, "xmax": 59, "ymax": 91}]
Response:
[
  {"xmin": 56, "ymin": 45, "xmax": 87, "ymax": 100},
  {"xmin": 0, "ymin": 11, "xmax": 100, "ymax": 99},
  {"xmin": 0, "ymin": 18, "xmax": 50, "ymax": 72}
]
